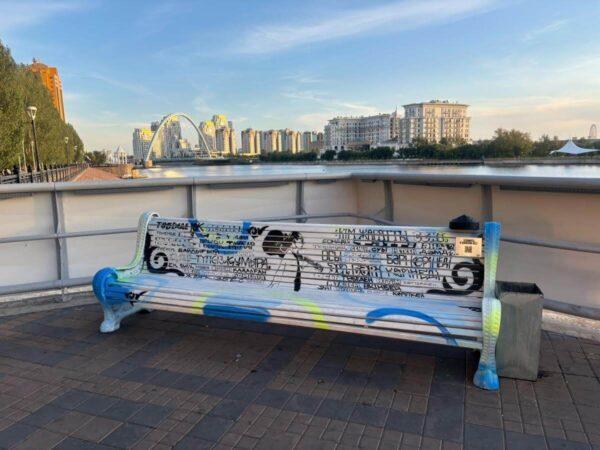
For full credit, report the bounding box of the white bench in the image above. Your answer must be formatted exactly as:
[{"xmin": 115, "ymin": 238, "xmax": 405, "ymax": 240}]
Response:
[{"xmin": 93, "ymin": 212, "xmax": 502, "ymax": 390}]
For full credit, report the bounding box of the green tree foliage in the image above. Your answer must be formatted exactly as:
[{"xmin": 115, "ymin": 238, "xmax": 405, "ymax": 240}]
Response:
[
  {"xmin": 87, "ymin": 150, "xmax": 107, "ymax": 165},
  {"xmin": 260, "ymin": 151, "xmax": 318, "ymax": 162},
  {"xmin": 320, "ymin": 150, "xmax": 336, "ymax": 161},
  {"xmin": 0, "ymin": 41, "xmax": 84, "ymax": 170}
]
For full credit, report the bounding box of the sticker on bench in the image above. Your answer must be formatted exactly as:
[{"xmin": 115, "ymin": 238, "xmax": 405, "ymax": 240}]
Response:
[{"xmin": 455, "ymin": 237, "xmax": 482, "ymax": 258}]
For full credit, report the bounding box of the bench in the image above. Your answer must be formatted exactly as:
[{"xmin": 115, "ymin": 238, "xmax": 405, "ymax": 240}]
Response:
[{"xmin": 93, "ymin": 212, "xmax": 502, "ymax": 390}]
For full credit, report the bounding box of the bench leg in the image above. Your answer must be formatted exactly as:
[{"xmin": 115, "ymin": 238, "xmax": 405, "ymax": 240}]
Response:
[
  {"xmin": 93, "ymin": 267, "xmax": 143, "ymax": 333},
  {"xmin": 100, "ymin": 302, "xmax": 143, "ymax": 333},
  {"xmin": 474, "ymin": 296, "xmax": 501, "ymax": 390}
]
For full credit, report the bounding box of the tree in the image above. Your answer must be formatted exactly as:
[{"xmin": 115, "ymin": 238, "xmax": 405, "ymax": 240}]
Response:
[
  {"xmin": 0, "ymin": 40, "xmax": 85, "ymax": 170},
  {"xmin": 487, "ymin": 128, "xmax": 533, "ymax": 158},
  {"xmin": 320, "ymin": 150, "xmax": 336, "ymax": 161},
  {"xmin": 87, "ymin": 151, "xmax": 107, "ymax": 165}
]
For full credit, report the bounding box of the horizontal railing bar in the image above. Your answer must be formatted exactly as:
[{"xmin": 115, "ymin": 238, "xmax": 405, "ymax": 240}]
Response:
[
  {"xmin": 501, "ymin": 235, "xmax": 600, "ymax": 254},
  {"xmin": 0, "ymin": 277, "xmax": 91, "ymax": 296},
  {"xmin": 0, "ymin": 227, "xmax": 138, "ymax": 244}
]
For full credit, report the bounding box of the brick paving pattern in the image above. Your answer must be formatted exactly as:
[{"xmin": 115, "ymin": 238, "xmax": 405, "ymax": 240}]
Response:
[
  {"xmin": 70, "ymin": 168, "xmax": 121, "ymax": 182},
  {"xmin": 0, "ymin": 304, "xmax": 598, "ymax": 449}
]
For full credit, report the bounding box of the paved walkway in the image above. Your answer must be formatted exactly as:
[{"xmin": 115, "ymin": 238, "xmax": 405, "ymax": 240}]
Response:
[
  {"xmin": 0, "ymin": 305, "xmax": 598, "ymax": 449},
  {"xmin": 70, "ymin": 168, "xmax": 121, "ymax": 182}
]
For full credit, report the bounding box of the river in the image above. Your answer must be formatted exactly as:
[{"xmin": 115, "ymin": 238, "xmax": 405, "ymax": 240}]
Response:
[{"xmin": 139, "ymin": 163, "xmax": 600, "ymax": 179}]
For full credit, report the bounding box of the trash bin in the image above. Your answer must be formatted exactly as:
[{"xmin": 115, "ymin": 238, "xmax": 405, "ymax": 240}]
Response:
[{"xmin": 495, "ymin": 281, "xmax": 544, "ymax": 381}]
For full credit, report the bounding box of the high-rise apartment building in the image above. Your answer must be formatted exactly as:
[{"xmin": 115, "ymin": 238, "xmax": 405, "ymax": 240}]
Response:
[
  {"xmin": 280, "ymin": 129, "xmax": 301, "ymax": 153},
  {"xmin": 28, "ymin": 59, "xmax": 66, "ymax": 121},
  {"xmin": 398, "ymin": 101, "xmax": 470, "ymax": 145},
  {"xmin": 132, "ymin": 128, "xmax": 154, "ymax": 161},
  {"xmin": 324, "ymin": 114, "xmax": 391, "ymax": 150},
  {"xmin": 215, "ymin": 127, "xmax": 237, "ymax": 155},
  {"xmin": 260, "ymin": 130, "xmax": 282, "ymax": 154},
  {"xmin": 241, "ymin": 129, "xmax": 261, "ymax": 155}
]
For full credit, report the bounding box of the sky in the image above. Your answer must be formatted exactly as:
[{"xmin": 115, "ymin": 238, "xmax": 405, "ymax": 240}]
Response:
[{"xmin": 1, "ymin": 0, "xmax": 599, "ymax": 152}]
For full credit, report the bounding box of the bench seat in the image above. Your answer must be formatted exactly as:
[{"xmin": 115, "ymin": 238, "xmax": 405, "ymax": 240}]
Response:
[
  {"xmin": 112, "ymin": 274, "xmax": 484, "ymax": 348},
  {"xmin": 93, "ymin": 212, "xmax": 502, "ymax": 390}
]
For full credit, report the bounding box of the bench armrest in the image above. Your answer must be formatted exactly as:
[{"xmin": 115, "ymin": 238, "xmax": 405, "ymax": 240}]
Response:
[{"xmin": 116, "ymin": 211, "xmax": 159, "ymax": 279}]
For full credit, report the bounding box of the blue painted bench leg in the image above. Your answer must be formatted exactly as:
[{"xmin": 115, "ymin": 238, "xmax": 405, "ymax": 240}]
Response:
[
  {"xmin": 93, "ymin": 267, "xmax": 143, "ymax": 333},
  {"xmin": 474, "ymin": 296, "xmax": 501, "ymax": 390}
]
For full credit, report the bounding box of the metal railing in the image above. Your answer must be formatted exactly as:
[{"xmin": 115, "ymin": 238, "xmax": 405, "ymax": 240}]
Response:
[
  {"xmin": 0, "ymin": 163, "xmax": 88, "ymax": 184},
  {"xmin": 0, "ymin": 170, "xmax": 599, "ymax": 319}
]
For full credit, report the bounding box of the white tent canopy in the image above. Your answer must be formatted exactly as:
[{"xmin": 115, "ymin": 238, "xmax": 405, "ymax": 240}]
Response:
[{"xmin": 551, "ymin": 139, "xmax": 598, "ymax": 155}]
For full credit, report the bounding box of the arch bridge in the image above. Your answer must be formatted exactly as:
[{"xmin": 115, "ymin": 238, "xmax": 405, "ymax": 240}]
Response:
[{"xmin": 144, "ymin": 112, "xmax": 215, "ymax": 162}]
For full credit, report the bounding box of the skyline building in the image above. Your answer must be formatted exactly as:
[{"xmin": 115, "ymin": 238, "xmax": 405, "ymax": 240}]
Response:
[
  {"xmin": 132, "ymin": 128, "xmax": 154, "ymax": 161},
  {"xmin": 28, "ymin": 59, "xmax": 66, "ymax": 121},
  {"xmin": 241, "ymin": 128, "xmax": 261, "ymax": 155},
  {"xmin": 324, "ymin": 114, "xmax": 391, "ymax": 151},
  {"xmin": 398, "ymin": 101, "xmax": 470, "ymax": 145}
]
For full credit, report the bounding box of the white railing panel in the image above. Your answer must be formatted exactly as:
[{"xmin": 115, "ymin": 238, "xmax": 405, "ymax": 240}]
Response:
[
  {"xmin": 356, "ymin": 180, "xmax": 387, "ymax": 224},
  {"xmin": 195, "ymin": 184, "xmax": 296, "ymax": 220},
  {"xmin": 391, "ymin": 184, "xmax": 483, "ymax": 226},
  {"xmin": 0, "ymin": 240, "xmax": 57, "ymax": 286},
  {"xmin": 494, "ymin": 189, "xmax": 600, "ymax": 245},
  {"xmin": 67, "ymin": 235, "xmax": 137, "ymax": 279},
  {"xmin": 304, "ymin": 180, "xmax": 358, "ymax": 224},
  {"xmin": 61, "ymin": 187, "xmax": 188, "ymax": 232},
  {"xmin": 499, "ymin": 242, "xmax": 600, "ymax": 311},
  {"xmin": 0, "ymin": 193, "xmax": 54, "ymax": 238}
]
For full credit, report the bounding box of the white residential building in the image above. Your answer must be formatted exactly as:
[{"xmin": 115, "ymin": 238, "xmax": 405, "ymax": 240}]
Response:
[
  {"xmin": 132, "ymin": 128, "xmax": 153, "ymax": 161},
  {"xmin": 398, "ymin": 101, "xmax": 470, "ymax": 145},
  {"xmin": 324, "ymin": 114, "xmax": 391, "ymax": 150}
]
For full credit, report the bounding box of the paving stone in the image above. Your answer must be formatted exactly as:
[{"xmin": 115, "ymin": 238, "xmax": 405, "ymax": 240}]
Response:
[
  {"xmin": 0, "ymin": 423, "xmax": 38, "ymax": 448},
  {"xmin": 73, "ymin": 393, "xmax": 119, "ymax": 415},
  {"xmin": 255, "ymin": 389, "xmax": 291, "ymax": 408},
  {"xmin": 386, "ymin": 409, "xmax": 425, "ymax": 435},
  {"xmin": 101, "ymin": 422, "xmax": 152, "ymax": 448},
  {"xmin": 505, "ymin": 430, "xmax": 548, "ymax": 449},
  {"xmin": 285, "ymin": 393, "xmax": 322, "ymax": 415},
  {"xmin": 21, "ymin": 405, "xmax": 67, "ymax": 427},
  {"xmin": 54, "ymin": 436, "xmax": 116, "ymax": 450},
  {"xmin": 12, "ymin": 428, "xmax": 65, "ymax": 450},
  {"xmin": 465, "ymin": 404, "xmax": 503, "ymax": 429},
  {"xmin": 100, "ymin": 398, "xmax": 145, "ymax": 421},
  {"xmin": 255, "ymin": 432, "xmax": 301, "ymax": 449},
  {"xmin": 350, "ymin": 404, "xmax": 388, "ymax": 427},
  {"xmin": 546, "ymin": 437, "xmax": 592, "ymax": 450},
  {"xmin": 173, "ymin": 435, "xmax": 214, "ymax": 449},
  {"xmin": 315, "ymin": 398, "xmax": 355, "ymax": 421},
  {"xmin": 44, "ymin": 410, "xmax": 94, "ymax": 434},
  {"xmin": 129, "ymin": 403, "xmax": 173, "ymax": 427},
  {"xmin": 464, "ymin": 423, "xmax": 503, "ymax": 450},
  {"xmin": 51, "ymin": 389, "xmax": 94, "ymax": 410},
  {"xmin": 189, "ymin": 415, "xmax": 234, "ymax": 441},
  {"xmin": 209, "ymin": 399, "xmax": 248, "ymax": 420},
  {"xmin": 72, "ymin": 416, "xmax": 122, "ymax": 442},
  {"xmin": 171, "ymin": 374, "xmax": 209, "ymax": 392},
  {"xmin": 424, "ymin": 394, "xmax": 464, "ymax": 442},
  {"xmin": 198, "ymin": 378, "xmax": 235, "ymax": 397}
]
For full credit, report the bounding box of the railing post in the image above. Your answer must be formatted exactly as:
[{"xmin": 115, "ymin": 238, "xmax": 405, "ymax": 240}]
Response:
[
  {"xmin": 295, "ymin": 180, "xmax": 306, "ymax": 223},
  {"xmin": 383, "ymin": 180, "xmax": 394, "ymax": 222},
  {"xmin": 51, "ymin": 189, "xmax": 69, "ymax": 297},
  {"xmin": 187, "ymin": 183, "xmax": 197, "ymax": 218},
  {"xmin": 481, "ymin": 185, "xmax": 493, "ymax": 222}
]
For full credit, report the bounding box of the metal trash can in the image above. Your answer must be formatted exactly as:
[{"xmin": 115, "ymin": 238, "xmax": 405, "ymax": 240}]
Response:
[{"xmin": 496, "ymin": 281, "xmax": 544, "ymax": 381}]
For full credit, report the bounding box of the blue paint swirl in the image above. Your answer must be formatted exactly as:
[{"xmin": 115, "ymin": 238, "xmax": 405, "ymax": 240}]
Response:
[
  {"xmin": 203, "ymin": 304, "xmax": 270, "ymax": 322},
  {"xmin": 366, "ymin": 307, "xmax": 458, "ymax": 346},
  {"xmin": 189, "ymin": 220, "xmax": 251, "ymax": 255}
]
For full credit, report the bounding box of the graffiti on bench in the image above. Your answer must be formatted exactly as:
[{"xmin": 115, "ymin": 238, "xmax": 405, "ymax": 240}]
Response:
[{"xmin": 142, "ymin": 219, "xmax": 484, "ymax": 298}]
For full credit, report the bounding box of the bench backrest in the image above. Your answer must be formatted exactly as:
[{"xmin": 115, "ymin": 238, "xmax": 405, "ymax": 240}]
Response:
[{"xmin": 140, "ymin": 216, "xmax": 500, "ymax": 301}]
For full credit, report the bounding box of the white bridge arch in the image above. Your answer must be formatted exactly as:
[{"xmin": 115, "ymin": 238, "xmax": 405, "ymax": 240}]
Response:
[{"xmin": 144, "ymin": 112, "xmax": 213, "ymax": 161}]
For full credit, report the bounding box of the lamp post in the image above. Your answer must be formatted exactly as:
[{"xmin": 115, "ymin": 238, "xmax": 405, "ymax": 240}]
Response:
[
  {"xmin": 64, "ymin": 136, "xmax": 70, "ymax": 165},
  {"xmin": 26, "ymin": 106, "xmax": 40, "ymax": 171}
]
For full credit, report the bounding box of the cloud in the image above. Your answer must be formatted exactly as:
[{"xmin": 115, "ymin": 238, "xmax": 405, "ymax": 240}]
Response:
[
  {"xmin": 523, "ymin": 19, "xmax": 568, "ymax": 42},
  {"xmin": 236, "ymin": 0, "xmax": 498, "ymax": 54},
  {"xmin": 282, "ymin": 89, "xmax": 379, "ymax": 116},
  {"xmin": 86, "ymin": 73, "xmax": 157, "ymax": 98},
  {"xmin": 193, "ymin": 97, "xmax": 213, "ymax": 116},
  {"xmin": 0, "ymin": 1, "xmax": 86, "ymax": 31},
  {"xmin": 469, "ymin": 96, "xmax": 600, "ymax": 139}
]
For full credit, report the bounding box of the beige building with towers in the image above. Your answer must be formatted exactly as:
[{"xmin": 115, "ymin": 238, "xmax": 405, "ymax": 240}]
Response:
[{"xmin": 241, "ymin": 129, "xmax": 261, "ymax": 155}]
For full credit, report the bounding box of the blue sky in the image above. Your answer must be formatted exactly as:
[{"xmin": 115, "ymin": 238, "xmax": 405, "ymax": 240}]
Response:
[{"xmin": 1, "ymin": 0, "xmax": 599, "ymax": 152}]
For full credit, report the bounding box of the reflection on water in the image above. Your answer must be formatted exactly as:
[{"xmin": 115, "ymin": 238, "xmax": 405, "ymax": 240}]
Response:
[{"xmin": 140, "ymin": 163, "xmax": 600, "ymax": 179}]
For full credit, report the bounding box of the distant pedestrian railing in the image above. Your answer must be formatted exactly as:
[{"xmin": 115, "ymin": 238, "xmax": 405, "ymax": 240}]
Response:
[{"xmin": 0, "ymin": 163, "xmax": 88, "ymax": 184}]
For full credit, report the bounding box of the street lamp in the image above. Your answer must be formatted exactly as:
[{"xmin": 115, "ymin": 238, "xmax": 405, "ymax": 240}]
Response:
[
  {"xmin": 64, "ymin": 136, "xmax": 70, "ymax": 164},
  {"xmin": 26, "ymin": 106, "xmax": 40, "ymax": 171}
]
